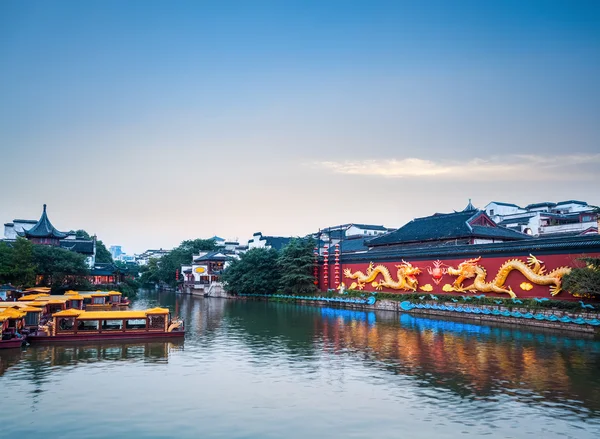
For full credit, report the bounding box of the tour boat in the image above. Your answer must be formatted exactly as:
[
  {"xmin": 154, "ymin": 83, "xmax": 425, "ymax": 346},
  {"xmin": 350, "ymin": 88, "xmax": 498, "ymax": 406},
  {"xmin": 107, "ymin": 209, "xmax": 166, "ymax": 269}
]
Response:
[
  {"xmin": 27, "ymin": 307, "xmax": 185, "ymax": 343},
  {"xmin": 0, "ymin": 308, "xmax": 27, "ymax": 349}
]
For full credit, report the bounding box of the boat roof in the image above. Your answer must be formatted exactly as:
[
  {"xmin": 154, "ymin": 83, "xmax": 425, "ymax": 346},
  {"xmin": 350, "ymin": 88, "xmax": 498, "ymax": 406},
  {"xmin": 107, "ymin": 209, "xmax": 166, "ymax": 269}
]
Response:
[{"xmin": 52, "ymin": 308, "xmax": 170, "ymax": 320}]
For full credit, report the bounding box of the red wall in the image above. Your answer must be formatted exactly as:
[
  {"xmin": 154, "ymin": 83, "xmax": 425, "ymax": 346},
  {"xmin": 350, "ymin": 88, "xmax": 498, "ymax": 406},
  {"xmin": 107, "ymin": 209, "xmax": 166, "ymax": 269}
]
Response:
[{"xmin": 319, "ymin": 252, "xmax": 600, "ymax": 300}]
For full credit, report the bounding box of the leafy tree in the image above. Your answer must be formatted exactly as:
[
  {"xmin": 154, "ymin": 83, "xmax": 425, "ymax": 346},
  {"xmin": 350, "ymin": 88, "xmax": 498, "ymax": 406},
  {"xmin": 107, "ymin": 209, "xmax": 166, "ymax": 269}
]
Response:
[
  {"xmin": 95, "ymin": 240, "xmax": 113, "ymax": 263},
  {"xmin": 562, "ymin": 257, "xmax": 600, "ymax": 298},
  {"xmin": 141, "ymin": 239, "xmax": 217, "ymax": 287},
  {"xmin": 278, "ymin": 237, "xmax": 317, "ymax": 294},
  {"xmin": 139, "ymin": 258, "xmax": 162, "ymax": 285},
  {"xmin": 222, "ymin": 248, "xmax": 280, "ymax": 295},
  {"xmin": 33, "ymin": 245, "xmax": 90, "ymax": 288},
  {"xmin": 0, "ymin": 238, "xmax": 36, "ymax": 288}
]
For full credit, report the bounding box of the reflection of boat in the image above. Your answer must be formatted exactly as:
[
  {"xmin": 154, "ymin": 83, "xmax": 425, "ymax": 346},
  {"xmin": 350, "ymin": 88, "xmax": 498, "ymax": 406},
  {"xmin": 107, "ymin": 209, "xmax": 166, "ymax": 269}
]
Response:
[
  {"xmin": 0, "ymin": 308, "xmax": 27, "ymax": 349},
  {"xmin": 27, "ymin": 307, "xmax": 185, "ymax": 344}
]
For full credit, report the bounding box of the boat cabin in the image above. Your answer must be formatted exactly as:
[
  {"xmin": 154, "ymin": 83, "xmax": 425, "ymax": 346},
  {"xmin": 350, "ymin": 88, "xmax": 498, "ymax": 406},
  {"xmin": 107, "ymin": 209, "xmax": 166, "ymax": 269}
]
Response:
[{"xmin": 46, "ymin": 308, "xmax": 182, "ymax": 338}]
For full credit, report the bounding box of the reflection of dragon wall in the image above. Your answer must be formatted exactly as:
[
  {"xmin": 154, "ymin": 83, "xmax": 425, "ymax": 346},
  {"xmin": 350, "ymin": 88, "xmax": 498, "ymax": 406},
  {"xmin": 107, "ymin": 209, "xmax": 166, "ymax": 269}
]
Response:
[
  {"xmin": 342, "ymin": 255, "xmax": 572, "ymax": 298},
  {"xmin": 343, "ymin": 261, "xmax": 420, "ymax": 291}
]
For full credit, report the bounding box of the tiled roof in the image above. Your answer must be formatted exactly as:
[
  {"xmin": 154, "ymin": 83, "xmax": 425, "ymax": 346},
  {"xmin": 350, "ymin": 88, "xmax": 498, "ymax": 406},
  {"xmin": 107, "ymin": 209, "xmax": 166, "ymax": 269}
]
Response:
[
  {"xmin": 60, "ymin": 239, "xmax": 94, "ymax": 255},
  {"xmin": 263, "ymin": 236, "xmax": 292, "ymax": 250},
  {"xmin": 91, "ymin": 263, "xmax": 119, "ymax": 276},
  {"xmin": 20, "ymin": 205, "xmax": 67, "ymax": 239},
  {"xmin": 321, "ymin": 223, "xmax": 387, "ymax": 232},
  {"xmin": 193, "ymin": 251, "xmax": 229, "ymax": 262},
  {"xmin": 556, "ymin": 200, "xmax": 587, "ymax": 206},
  {"xmin": 338, "ymin": 237, "xmax": 369, "ymax": 254},
  {"xmin": 338, "ymin": 234, "xmax": 600, "ymax": 264},
  {"xmin": 526, "ymin": 202, "xmax": 556, "ymax": 209},
  {"xmin": 368, "ymin": 210, "xmax": 529, "ymax": 247},
  {"xmin": 487, "ymin": 201, "xmax": 522, "ymax": 208}
]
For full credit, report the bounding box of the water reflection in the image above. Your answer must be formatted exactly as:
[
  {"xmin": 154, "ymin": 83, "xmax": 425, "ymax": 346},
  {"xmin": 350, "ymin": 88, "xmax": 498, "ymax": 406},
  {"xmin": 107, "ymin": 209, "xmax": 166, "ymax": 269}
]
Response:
[
  {"xmin": 223, "ymin": 300, "xmax": 600, "ymax": 419},
  {"xmin": 1, "ymin": 293, "xmax": 599, "ymax": 438}
]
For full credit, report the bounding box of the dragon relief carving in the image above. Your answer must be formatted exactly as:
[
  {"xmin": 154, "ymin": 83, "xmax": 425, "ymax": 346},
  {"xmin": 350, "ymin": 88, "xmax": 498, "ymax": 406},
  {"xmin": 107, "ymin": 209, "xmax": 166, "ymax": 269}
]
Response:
[
  {"xmin": 344, "ymin": 261, "xmax": 421, "ymax": 291},
  {"xmin": 446, "ymin": 255, "xmax": 571, "ymax": 298}
]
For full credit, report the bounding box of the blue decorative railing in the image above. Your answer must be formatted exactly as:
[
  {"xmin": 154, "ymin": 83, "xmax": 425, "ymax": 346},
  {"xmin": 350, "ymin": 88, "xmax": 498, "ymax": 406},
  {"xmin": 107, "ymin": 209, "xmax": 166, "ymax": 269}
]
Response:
[{"xmin": 399, "ymin": 301, "xmax": 600, "ymax": 326}]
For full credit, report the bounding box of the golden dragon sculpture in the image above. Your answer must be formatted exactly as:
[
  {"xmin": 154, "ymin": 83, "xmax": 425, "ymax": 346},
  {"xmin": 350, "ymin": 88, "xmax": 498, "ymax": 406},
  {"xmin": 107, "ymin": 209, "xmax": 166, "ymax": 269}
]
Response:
[
  {"xmin": 447, "ymin": 255, "xmax": 571, "ymax": 298},
  {"xmin": 344, "ymin": 261, "xmax": 421, "ymax": 291}
]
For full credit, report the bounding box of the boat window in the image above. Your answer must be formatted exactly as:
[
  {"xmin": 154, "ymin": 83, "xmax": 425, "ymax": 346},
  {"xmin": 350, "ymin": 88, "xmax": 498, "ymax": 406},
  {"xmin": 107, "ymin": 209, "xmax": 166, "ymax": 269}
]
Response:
[
  {"xmin": 110, "ymin": 295, "xmax": 121, "ymax": 303},
  {"xmin": 77, "ymin": 320, "xmax": 99, "ymax": 331},
  {"xmin": 102, "ymin": 320, "xmax": 123, "ymax": 330},
  {"xmin": 83, "ymin": 298, "xmax": 92, "ymax": 305},
  {"xmin": 93, "ymin": 297, "xmax": 105, "ymax": 304},
  {"xmin": 25, "ymin": 313, "xmax": 40, "ymax": 326},
  {"xmin": 71, "ymin": 300, "xmax": 80, "ymax": 308},
  {"xmin": 126, "ymin": 319, "xmax": 146, "ymax": 329},
  {"xmin": 58, "ymin": 318, "xmax": 75, "ymax": 331}
]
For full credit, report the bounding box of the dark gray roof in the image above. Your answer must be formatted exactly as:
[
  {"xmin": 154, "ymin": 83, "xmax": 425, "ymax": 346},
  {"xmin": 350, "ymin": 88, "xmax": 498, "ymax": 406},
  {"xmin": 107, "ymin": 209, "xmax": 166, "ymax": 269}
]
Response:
[
  {"xmin": 488, "ymin": 201, "xmax": 522, "ymax": 208},
  {"xmin": 4, "ymin": 222, "xmax": 13, "ymax": 226},
  {"xmin": 263, "ymin": 236, "xmax": 292, "ymax": 250},
  {"xmin": 322, "ymin": 223, "xmax": 387, "ymax": 232},
  {"xmin": 20, "ymin": 205, "xmax": 67, "ymax": 239},
  {"xmin": 367, "ymin": 210, "xmax": 529, "ymax": 247},
  {"xmin": 556, "ymin": 200, "xmax": 587, "ymax": 206},
  {"xmin": 338, "ymin": 234, "xmax": 600, "ymax": 264},
  {"xmin": 91, "ymin": 263, "xmax": 119, "ymax": 276},
  {"xmin": 193, "ymin": 251, "xmax": 229, "ymax": 262},
  {"xmin": 60, "ymin": 239, "xmax": 94, "ymax": 254},
  {"xmin": 462, "ymin": 199, "xmax": 476, "ymax": 212},
  {"xmin": 526, "ymin": 202, "xmax": 556, "ymax": 209},
  {"xmin": 337, "ymin": 237, "xmax": 369, "ymax": 254},
  {"xmin": 13, "ymin": 219, "xmax": 38, "ymax": 224}
]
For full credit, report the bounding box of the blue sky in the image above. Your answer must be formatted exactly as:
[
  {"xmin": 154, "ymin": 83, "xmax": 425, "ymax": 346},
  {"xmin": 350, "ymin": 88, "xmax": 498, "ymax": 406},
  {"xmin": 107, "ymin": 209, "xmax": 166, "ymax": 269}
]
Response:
[{"xmin": 1, "ymin": 1, "xmax": 599, "ymax": 253}]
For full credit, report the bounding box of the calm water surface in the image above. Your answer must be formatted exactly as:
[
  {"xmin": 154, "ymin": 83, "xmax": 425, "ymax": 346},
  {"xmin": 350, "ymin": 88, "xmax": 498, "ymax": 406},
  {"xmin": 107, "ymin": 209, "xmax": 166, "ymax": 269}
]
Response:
[{"xmin": 1, "ymin": 291, "xmax": 600, "ymax": 438}]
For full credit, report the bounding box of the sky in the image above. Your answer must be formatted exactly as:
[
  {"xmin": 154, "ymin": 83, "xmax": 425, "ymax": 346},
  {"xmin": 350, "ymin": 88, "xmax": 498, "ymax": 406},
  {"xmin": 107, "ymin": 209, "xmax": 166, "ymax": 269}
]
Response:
[{"xmin": 1, "ymin": 0, "xmax": 599, "ymax": 254}]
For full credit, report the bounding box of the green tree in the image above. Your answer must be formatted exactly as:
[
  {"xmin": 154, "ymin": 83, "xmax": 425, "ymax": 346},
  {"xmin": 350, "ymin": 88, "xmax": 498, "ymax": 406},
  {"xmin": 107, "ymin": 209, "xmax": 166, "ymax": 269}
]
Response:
[
  {"xmin": 222, "ymin": 248, "xmax": 280, "ymax": 295},
  {"xmin": 33, "ymin": 245, "xmax": 90, "ymax": 288},
  {"xmin": 0, "ymin": 238, "xmax": 36, "ymax": 288},
  {"xmin": 142, "ymin": 239, "xmax": 217, "ymax": 287},
  {"xmin": 95, "ymin": 240, "xmax": 113, "ymax": 263},
  {"xmin": 278, "ymin": 237, "xmax": 317, "ymax": 294},
  {"xmin": 562, "ymin": 257, "xmax": 600, "ymax": 298}
]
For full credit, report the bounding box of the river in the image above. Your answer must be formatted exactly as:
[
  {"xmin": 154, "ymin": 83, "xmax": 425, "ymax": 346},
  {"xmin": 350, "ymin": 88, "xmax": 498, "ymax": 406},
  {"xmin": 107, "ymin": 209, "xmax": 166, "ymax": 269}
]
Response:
[{"xmin": 1, "ymin": 291, "xmax": 600, "ymax": 438}]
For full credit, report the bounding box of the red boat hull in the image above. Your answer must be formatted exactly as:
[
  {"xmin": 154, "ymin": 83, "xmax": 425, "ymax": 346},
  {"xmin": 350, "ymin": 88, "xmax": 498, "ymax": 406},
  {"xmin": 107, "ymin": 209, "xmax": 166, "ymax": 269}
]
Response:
[
  {"xmin": 0, "ymin": 338, "xmax": 25, "ymax": 349},
  {"xmin": 27, "ymin": 331, "xmax": 185, "ymax": 344}
]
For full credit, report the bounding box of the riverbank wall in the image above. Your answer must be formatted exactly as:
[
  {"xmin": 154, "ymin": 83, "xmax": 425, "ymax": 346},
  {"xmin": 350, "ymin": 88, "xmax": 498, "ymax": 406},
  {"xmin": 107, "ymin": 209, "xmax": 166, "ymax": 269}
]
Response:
[{"xmin": 232, "ymin": 294, "xmax": 600, "ymax": 336}]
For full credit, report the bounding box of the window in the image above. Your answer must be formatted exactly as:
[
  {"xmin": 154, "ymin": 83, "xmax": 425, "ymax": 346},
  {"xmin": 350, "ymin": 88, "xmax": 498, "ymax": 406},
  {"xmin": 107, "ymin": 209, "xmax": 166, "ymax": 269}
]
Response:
[
  {"xmin": 58, "ymin": 318, "xmax": 75, "ymax": 331},
  {"xmin": 77, "ymin": 320, "xmax": 99, "ymax": 331},
  {"xmin": 102, "ymin": 320, "xmax": 123, "ymax": 330},
  {"xmin": 490, "ymin": 209, "xmax": 494, "ymax": 215},
  {"xmin": 126, "ymin": 319, "xmax": 147, "ymax": 329}
]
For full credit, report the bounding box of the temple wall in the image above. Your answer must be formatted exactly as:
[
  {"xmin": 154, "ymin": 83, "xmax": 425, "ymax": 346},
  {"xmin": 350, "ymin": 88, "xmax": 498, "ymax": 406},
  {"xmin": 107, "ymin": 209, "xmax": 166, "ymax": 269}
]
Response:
[{"xmin": 319, "ymin": 250, "xmax": 600, "ymax": 300}]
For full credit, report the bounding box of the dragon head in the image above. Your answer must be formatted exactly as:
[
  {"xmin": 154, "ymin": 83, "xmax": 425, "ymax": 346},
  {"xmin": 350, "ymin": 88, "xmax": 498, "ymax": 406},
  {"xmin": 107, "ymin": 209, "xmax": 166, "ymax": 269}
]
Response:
[
  {"xmin": 447, "ymin": 257, "xmax": 481, "ymax": 285},
  {"xmin": 395, "ymin": 260, "xmax": 421, "ymax": 288}
]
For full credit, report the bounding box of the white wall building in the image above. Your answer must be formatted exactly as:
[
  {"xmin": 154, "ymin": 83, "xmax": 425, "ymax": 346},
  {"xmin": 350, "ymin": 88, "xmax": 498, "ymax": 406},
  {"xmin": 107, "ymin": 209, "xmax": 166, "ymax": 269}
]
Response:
[{"xmin": 484, "ymin": 200, "xmax": 598, "ymax": 237}]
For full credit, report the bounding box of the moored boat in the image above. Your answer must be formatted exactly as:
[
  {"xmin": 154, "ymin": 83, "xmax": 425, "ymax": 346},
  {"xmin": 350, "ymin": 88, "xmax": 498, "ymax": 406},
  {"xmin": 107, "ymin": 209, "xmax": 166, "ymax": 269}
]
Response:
[
  {"xmin": 0, "ymin": 308, "xmax": 27, "ymax": 349},
  {"xmin": 27, "ymin": 307, "xmax": 184, "ymax": 343}
]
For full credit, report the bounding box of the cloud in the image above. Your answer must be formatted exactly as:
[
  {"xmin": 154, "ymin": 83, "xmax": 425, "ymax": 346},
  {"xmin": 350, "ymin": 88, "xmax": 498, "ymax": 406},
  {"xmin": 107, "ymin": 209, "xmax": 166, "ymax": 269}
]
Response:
[{"xmin": 314, "ymin": 154, "xmax": 600, "ymax": 181}]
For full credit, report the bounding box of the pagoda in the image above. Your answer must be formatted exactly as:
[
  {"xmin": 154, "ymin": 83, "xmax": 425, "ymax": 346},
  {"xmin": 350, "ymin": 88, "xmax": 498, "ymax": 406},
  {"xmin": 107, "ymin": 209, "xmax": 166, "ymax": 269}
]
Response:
[{"xmin": 17, "ymin": 204, "xmax": 68, "ymax": 246}]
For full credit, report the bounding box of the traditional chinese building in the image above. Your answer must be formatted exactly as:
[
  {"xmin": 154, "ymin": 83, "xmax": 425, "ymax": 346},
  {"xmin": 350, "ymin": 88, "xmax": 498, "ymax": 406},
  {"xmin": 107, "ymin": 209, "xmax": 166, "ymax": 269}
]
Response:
[
  {"xmin": 319, "ymin": 203, "xmax": 600, "ymax": 301},
  {"xmin": 3, "ymin": 204, "xmax": 96, "ymax": 267}
]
